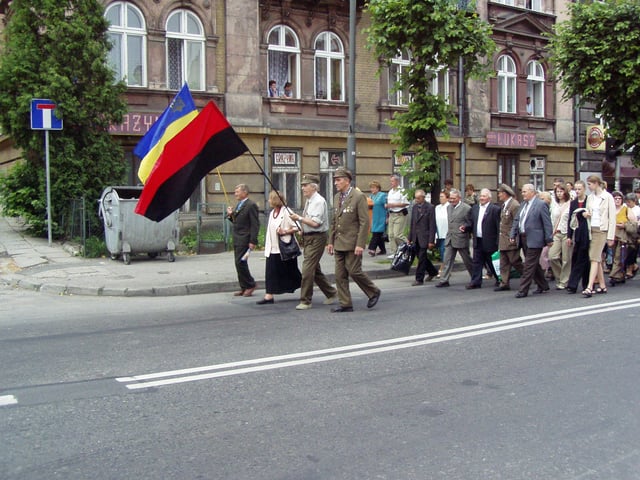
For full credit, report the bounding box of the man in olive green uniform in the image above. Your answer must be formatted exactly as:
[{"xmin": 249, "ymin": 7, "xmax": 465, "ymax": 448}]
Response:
[{"xmin": 327, "ymin": 167, "xmax": 381, "ymax": 312}]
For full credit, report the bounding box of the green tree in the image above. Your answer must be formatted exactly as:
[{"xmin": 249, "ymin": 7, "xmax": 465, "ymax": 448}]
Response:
[
  {"xmin": 0, "ymin": 0, "xmax": 127, "ymax": 236},
  {"xmin": 549, "ymin": 0, "xmax": 640, "ymax": 162},
  {"xmin": 365, "ymin": 0, "xmax": 495, "ymax": 194}
]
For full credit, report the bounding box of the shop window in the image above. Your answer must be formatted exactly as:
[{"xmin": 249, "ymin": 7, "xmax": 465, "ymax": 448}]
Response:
[
  {"xmin": 319, "ymin": 150, "xmax": 346, "ymax": 206},
  {"xmin": 272, "ymin": 151, "xmax": 300, "ymax": 209}
]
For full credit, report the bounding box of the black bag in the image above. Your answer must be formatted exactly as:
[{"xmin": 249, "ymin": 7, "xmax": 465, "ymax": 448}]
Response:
[
  {"xmin": 279, "ymin": 235, "xmax": 301, "ymax": 261},
  {"xmin": 401, "ymin": 207, "xmax": 409, "ymax": 216},
  {"xmin": 390, "ymin": 242, "xmax": 415, "ymax": 275}
]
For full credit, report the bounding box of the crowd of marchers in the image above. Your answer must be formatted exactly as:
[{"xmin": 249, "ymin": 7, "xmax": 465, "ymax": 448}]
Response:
[
  {"xmin": 224, "ymin": 173, "xmax": 639, "ymax": 311},
  {"xmin": 390, "ymin": 176, "xmax": 639, "ymax": 299}
]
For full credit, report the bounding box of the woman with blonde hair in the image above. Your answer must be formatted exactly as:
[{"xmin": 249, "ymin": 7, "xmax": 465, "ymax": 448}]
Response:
[
  {"xmin": 548, "ymin": 184, "xmax": 572, "ymax": 289},
  {"xmin": 581, "ymin": 175, "xmax": 616, "ymax": 297},
  {"xmin": 257, "ymin": 190, "xmax": 302, "ymax": 304}
]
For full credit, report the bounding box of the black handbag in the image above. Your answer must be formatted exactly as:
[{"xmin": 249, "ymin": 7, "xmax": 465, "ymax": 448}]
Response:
[
  {"xmin": 279, "ymin": 234, "xmax": 301, "ymax": 261},
  {"xmin": 390, "ymin": 242, "xmax": 415, "ymax": 275}
]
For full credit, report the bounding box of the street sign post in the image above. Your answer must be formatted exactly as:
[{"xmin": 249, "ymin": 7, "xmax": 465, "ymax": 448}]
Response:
[{"xmin": 31, "ymin": 99, "xmax": 63, "ymax": 245}]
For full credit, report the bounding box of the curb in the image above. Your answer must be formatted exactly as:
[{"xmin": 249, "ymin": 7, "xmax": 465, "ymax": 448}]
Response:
[{"xmin": 1, "ymin": 265, "xmax": 410, "ymax": 297}]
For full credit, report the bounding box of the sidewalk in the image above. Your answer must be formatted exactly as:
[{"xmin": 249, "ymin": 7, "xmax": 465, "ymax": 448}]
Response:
[{"xmin": 0, "ymin": 216, "xmax": 407, "ymax": 297}]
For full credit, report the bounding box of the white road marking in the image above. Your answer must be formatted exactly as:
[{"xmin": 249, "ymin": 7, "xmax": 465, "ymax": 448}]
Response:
[
  {"xmin": 118, "ymin": 299, "xmax": 640, "ymax": 390},
  {"xmin": 0, "ymin": 395, "xmax": 18, "ymax": 406}
]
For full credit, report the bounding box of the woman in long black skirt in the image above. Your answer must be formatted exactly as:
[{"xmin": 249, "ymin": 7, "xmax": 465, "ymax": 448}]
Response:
[{"xmin": 257, "ymin": 190, "xmax": 302, "ymax": 304}]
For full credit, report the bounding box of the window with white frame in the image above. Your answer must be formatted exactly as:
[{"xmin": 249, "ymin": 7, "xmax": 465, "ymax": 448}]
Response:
[
  {"xmin": 166, "ymin": 10, "xmax": 205, "ymax": 91},
  {"xmin": 526, "ymin": 0, "xmax": 543, "ymax": 12},
  {"xmin": 389, "ymin": 51, "xmax": 411, "ymax": 106},
  {"xmin": 314, "ymin": 32, "xmax": 345, "ymax": 101},
  {"xmin": 526, "ymin": 60, "xmax": 545, "ymax": 117},
  {"xmin": 267, "ymin": 25, "xmax": 300, "ymax": 98},
  {"xmin": 272, "ymin": 151, "xmax": 300, "ymax": 209},
  {"xmin": 497, "ymin": 55, "xmax": 516, "ymax": 113},
  {"xmin": 105, "ymin": 2, "xmax": 146, "ymax": 87},
  {"xmin": 494, "ymin": 0, "xmax": 515, "ymax": 5},
  {"xmin": 427, "ymin": 66, "xmax": 450, "ymax": 103}
]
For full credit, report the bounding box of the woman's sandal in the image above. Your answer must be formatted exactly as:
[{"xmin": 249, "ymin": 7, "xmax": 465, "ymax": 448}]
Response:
[
  {"xmin": 581, "ymin": 288, "xmax": 593, "ymax": 298},
  {"xmin": 595, "ymin": 286, "xmax": 607, "ymax": 294}
]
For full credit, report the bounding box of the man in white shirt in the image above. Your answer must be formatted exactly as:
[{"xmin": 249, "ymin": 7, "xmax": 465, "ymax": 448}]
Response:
[
  {"xmin": 290, "ymin": 174, "xmax": 338, "ymax": 310},
  {"xmin": 385, "ymin": 174, "xmax": 409, "ymax": 257}
]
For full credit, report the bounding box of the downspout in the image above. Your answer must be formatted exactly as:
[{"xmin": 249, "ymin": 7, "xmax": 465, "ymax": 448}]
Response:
[{"xmin": 458, "ymin": 57, "xmax": 466, "ymax": 190}]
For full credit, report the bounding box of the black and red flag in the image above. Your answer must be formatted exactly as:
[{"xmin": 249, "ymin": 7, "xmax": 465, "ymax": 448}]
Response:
[{"xmin": 135, "ymin": 101, "xmax": 248, "ymax": 222}]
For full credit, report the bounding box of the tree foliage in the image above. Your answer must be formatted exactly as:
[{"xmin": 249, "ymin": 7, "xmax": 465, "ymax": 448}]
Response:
[
  {"xmin": 0, "ymin": 0, "xmax": 127, "ymax": 236},
  {"xmin": 365, "ymin": 0, "xmax": 495, "ymax": 193},
  {"xmin": 548, "ymin": 0, "xmax": 640, "ymax": 162}
]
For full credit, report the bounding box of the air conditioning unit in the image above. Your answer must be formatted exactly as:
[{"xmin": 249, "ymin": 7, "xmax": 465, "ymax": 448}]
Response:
[{"xmin": 529, "ymin": 157, "xmax": 545, "ymax": 172}]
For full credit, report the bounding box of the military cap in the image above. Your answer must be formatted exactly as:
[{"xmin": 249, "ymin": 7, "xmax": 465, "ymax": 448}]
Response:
[
  {"xmin": 301, "ymin": 174, "xmax": 320, "ymax": 185},
  {"xmin": 333, "ymin": 167, "xmax": 352, "ymax": 180}
]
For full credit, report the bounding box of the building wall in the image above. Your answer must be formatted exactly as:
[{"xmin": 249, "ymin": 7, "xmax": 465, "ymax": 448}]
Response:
[{"xmin": 1, "ymin": 0, "xmax": 585, "ymax": 210}]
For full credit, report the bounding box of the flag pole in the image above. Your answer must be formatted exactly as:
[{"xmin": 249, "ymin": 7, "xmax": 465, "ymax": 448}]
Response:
[
  {"xmin": 247, "ymin": 150, "xmax": 289, "ymax": 209},
  {"xmin": 216, "ymin": 168, "xmax": 230, "ymax": 206}
]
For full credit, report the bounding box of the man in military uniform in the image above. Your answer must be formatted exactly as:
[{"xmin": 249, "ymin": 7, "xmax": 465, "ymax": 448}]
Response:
[{"xmin": 327, "ymin": 167, "xmax": 381, "ymax": 312}]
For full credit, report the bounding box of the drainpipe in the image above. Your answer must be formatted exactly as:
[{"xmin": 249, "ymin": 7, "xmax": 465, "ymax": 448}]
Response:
[
  {"xmin": 347, "ymin": 0, "xmax": 357, "ymax": 177},
  {"xmin": 458, "ymin": 57, "xmax": 466, "ymax": 189}
]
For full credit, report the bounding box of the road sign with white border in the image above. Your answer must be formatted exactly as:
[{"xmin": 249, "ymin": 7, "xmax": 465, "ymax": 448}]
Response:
[{"xmin": 31, "ymin": 99, "xmax": 63, "ymax": 130}]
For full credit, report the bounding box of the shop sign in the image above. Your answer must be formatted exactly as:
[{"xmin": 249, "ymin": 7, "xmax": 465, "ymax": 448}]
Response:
[
  {"xmin": 486, "ymin": 131, "xmax": 536, "ymax": 149},
  {"xmin": 109, "ymin": 113, "xmax": 160, "ymax": 135},
  {"xmin": 586, "ymin": 124, "xmax": 606, "ymax": 151}
]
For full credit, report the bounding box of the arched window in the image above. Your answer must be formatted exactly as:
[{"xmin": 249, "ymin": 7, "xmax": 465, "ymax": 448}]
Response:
[
  {"xmin": 497, "ymin": 55, "xmax": 516, "ymax": 113},
  {"xmin": 527, "ymin": 60, "xmax": 545, "ymax": 117},
  {"xmin": 314, "ymin": 32, "xmax": 344, "ymax": 101},
  {"xmin": 389, "ymin": 51, "xmax": 411, "ymax": 106},
  {"xmin": 267, "ymin": 25, "xmax": 300, "ymax": 98},
  {"xmin": 427, "ymin": 65, "xmax": 450, "ymax": 103},
  {"xmin": 105, "ymin": 2, "xmax": 146, "ymax": 87},
  {"xmin": 166, "ymin": 10, "xmax": 205, "ymax": 91}
]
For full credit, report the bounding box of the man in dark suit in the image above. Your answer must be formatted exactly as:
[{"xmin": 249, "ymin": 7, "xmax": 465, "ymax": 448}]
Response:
[
  {"xmin": 226, "ymin": 184, "xmax": 260, "ymax": 297},
  {"xmin": 495, "ymin": 184, "xmax": 523, "ymax": 291},
  {"xmin": 509, "ymin": 184, "xmax": 554, "ymax": 298},
  {"xmin": 436, "ymin": 188, "xmax": 473, "ymax": 287},
  {"xmin": 408, "ymin": 189, "xmax": 438, "ymax": 285},
  {"xmin": 327, "ymin": 167, "xmax": 381, "ymax": 312},
  {"xmin": 467, "ymin": 188, "xmax": 501, "ymax": 289}
]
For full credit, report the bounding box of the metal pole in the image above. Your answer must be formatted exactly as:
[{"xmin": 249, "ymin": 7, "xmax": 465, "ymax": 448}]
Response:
[
  {"xmin": 458, "ymin": 57, "xmax": 466, "ymax": 190},
  {"xmin": 45, "ymin": 129, "xmax": 52, "ymax": 246},
  {"xmin": 347, "ymin": 0, "xmax": 357, "ymax": 176}
]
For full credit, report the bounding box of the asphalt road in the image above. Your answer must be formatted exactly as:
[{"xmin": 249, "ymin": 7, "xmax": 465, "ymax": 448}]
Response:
[{"xmin": 1, "ymin": 275, "xmax": 639, "ymax": 479}]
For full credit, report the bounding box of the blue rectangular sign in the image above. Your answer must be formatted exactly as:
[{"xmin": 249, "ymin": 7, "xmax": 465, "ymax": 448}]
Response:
[{"xmin": 31, "ymin": 99, "xmax": 63, "ymax": 130}]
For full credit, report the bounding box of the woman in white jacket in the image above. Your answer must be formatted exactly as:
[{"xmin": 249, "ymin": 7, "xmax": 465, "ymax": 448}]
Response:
[{"xmin": 582, "ymin": 175, "xmax": 617, "ymax": 297}]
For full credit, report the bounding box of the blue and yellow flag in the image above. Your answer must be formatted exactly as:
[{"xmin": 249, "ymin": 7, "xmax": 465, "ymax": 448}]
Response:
[{"xmin": 135, "ymin": 84, "xmax": 198, "ymax": 184}]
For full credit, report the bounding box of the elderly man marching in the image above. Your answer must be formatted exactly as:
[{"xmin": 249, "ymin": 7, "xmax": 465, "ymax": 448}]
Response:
[
  {"xmin": 290, "ymin": 174, "xmax": 338, "ymax": 310},
  {"xmin": 494, "ymin": 184, "xmax": 523, "ymax": 291},
  {"xmin": 327, "ymin": 167, "xmax": 381, "ymax": 312}
]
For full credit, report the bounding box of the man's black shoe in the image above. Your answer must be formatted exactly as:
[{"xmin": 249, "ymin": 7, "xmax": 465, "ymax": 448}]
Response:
[
  {"xmin": 494, "ymin": 285, "xmax": 510, "ymax": 291},
  {"xmin": 331, "ymin": 306, "xmax": 354, "ymax": 313},
  {"xmin": 566, "ymin": 287, "xmax": 577, "ymax": 294},
  {"xmin": 515, "ymin": 291, "xmax": 528, "ymax": 298},
  {"xmin": 465, "ymin": 283, "xmax": 481, "ymax": 290},
  {"xmin": 367, "ymin": 292, "xmax": 380, "ymax": 309},
  {"xmin": 435, "ymin": 281, "xmax": 450, "ymax": 288},
  {"xmin": 534, "ymin": 287, "xmax": 550, "ymax": 294}
]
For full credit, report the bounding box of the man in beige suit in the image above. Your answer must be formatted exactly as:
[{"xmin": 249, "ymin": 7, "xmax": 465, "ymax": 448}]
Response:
[
  {"xmin": 495, "ymin": 184, "xmax": 523, "ymax": 291},
  {"xmin": 327, "ymin": 167, "xmax": 381, "ymax": 312}
]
